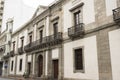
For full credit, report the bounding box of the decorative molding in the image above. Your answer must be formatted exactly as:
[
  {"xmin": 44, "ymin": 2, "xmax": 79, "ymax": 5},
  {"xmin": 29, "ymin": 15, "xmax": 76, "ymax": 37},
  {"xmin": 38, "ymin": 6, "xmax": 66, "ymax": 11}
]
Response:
[{"xmin": 69, "ymin": 2, "xmax": 84, "ymax": 12}]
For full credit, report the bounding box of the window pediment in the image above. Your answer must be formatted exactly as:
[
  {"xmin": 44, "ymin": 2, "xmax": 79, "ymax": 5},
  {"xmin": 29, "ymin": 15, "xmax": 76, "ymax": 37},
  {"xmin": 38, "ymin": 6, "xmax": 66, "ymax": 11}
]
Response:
[{"xmin": 69, "ymin": 2, "xmax": 84, "ymax": 12}]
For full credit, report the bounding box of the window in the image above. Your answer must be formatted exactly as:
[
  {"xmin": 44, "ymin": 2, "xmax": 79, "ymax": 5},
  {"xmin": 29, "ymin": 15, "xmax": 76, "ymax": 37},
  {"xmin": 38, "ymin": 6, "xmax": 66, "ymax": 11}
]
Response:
[
  {"xmin": 29, "ymin": 35, "xmax": 32, "ymax": 46},
  {"xmin": 39, "ymin": 30, "xmax": 43, "ymax": 43},
  {"xmin": 53, "ymin": 22, "xmax": 58, "ymax": 39},
  {"xmin": 11, "ymin": 61, "xmax": 14, "ymax": 71},
  {"xmin": 74, "ymin": 48, "xmax": 84, "ymax": 72},
  {"xmin": 21, "ymin": 38, "xmax": 24, "ymax": 48},
  {"xmin": 19, "ymin": 59, "xmax": 22, "ymax": 71},
  {"xmin": 13, "ymin": 42, "xmax": 15, "ymax": 52},
  {"xmin": 53, "ymin": 22, "xmax": 58, "ymax": 34},
  {"xmin": 74, "ymin": 11, "xmax": 81, "ymax": 25}
]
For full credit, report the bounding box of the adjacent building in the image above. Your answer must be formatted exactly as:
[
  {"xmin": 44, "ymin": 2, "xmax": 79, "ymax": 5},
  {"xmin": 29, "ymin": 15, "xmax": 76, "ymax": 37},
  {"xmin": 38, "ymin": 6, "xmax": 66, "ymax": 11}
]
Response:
[
  {"xmin": 0, "ymin": 0, "xmax": 4, "ymax": 33},
  {"xmin": 0, "ymin": 0, "xmax": 120, "ymax": 80}
]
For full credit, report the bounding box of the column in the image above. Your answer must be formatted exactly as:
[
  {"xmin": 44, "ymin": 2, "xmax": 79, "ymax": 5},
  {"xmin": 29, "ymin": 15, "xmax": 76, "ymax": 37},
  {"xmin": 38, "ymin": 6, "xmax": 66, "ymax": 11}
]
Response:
[
  {"xmin": 58, "ymin": 45, "xmax": 64, "ymax": 80},
  {"xmin": 47, "ymin": 49, "xmax": 52, "ymax": 80}
]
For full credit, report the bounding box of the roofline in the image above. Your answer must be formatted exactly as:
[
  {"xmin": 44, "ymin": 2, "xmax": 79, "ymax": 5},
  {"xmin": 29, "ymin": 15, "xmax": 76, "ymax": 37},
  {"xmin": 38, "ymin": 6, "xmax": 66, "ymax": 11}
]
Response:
[{"xmin": 12, "ymin": 0, "xmax": 63, "ymax": 36}]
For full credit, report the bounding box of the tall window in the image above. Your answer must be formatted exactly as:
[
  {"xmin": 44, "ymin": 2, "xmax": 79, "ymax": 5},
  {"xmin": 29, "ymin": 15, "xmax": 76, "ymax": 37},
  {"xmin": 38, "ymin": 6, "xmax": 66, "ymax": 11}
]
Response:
[
  {"xmin": 21, "ymin": 38, "xmax": 24, "ymax": 48},
  {"xmin": 39, "ymin": 30, "xmax": 43, "ymax": 43},
  {"xmin": 74, "ymin": 48, "xmax": 83, "ymax": 70},
  {"xmin": 53, "ymin": 23, "xmax": 58, "ymax": 39},
  {"xmin": 29, "ymin": 35, "xmax": 32, "ymax": 46},
  {"xmin": 13, "ymin": 42, "xmax": 15, "ymax": 52},
  {"xmin": 74, "ymin": 11, "xmax": 81, "ymax": 26},
  {"xmin": 53, "ymin": 23, "xmax": 58, "ymax": 34},
  {"xmin": 11, "ymin": 61, "xmax": 14, "ymax": 71},
  {"xmin": 19, "ymin": 59, "xmax": 22, "ymax": 71}
]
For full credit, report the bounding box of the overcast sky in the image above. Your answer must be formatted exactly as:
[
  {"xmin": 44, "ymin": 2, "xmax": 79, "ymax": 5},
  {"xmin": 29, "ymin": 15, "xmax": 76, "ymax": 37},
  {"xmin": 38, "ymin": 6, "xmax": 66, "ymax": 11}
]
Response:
[
  {"xmin": 2, "ymin": 0, "xmax": 55, "ymax": 32},
  {"xmin": 22, "ymin": 0, "xmax": 55, "ymax": 8}
]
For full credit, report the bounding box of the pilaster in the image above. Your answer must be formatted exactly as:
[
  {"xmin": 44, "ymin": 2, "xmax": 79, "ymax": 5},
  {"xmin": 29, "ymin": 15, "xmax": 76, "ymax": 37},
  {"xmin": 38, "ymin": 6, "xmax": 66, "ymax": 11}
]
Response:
[{"xmin": 97, "ymin": 28, "xmax": 113, "ymax": 80}]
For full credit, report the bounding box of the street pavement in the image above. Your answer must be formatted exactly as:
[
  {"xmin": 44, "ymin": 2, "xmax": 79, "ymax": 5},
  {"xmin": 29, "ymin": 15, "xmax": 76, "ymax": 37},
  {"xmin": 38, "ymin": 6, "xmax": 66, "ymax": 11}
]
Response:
[{"xmin": 0, "ymin": 78, "xmax": 14, "ymax": 80}]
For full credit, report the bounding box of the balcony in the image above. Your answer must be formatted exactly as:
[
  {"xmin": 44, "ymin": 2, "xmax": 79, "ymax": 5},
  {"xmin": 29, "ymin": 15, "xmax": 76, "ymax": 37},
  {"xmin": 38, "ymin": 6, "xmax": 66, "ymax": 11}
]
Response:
[
  {"xmin": 68, "ymin": 23, "xmax": 85, "ymax": 39},
  {"xmin": 18, "ymin": 47, "xmax": 24, "ymax": 54},
  {"xmin": 48, "ymin": 32, "xmax": 63, "ymax": 46},
  {"xmin": 10, "ymin": 50, "xmax": 15, "ymax": 57},
  {"xmin": 2, "ymin": 53, "xmax": 10, "ymax": 59},
  {"xmin": 113, "ymin": 7, "xmax": 120, "ymax": 23},
  {"xmin": 24, "ymin": 32, "xmax": 63, "ymax": 52}
]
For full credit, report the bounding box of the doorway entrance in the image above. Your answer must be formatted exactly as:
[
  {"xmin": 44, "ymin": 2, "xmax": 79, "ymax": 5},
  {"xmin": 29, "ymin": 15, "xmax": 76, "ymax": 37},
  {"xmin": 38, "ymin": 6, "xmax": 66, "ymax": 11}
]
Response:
[
  {"xmin": 0, "ymin": 62, "xmax": 3, "ymax": 76},
  {"xmin": 28, "ymin": 62, "xmax": 31, "ymax": 75},
  {"xmin": 38, "ymin": 55, "xmax": 43, "ymax": 77},
  {"xmin": 53, "ymin": 60, "xmax": 59, "ymax": 79}
]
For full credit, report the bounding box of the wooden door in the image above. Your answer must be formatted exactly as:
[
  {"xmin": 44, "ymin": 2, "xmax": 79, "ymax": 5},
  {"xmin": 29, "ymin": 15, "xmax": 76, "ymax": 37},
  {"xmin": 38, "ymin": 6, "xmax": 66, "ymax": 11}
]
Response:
[
  {"xmin": 53, "ymin": 60, "xmax": 59, "ymax": 79},
  {"xmin": 38, "ymin": 55, "xmax": 43, "ymax": 77},
  {"xmin": 28, "ymin": 62, "xmax": 31, "ymax": 75}
]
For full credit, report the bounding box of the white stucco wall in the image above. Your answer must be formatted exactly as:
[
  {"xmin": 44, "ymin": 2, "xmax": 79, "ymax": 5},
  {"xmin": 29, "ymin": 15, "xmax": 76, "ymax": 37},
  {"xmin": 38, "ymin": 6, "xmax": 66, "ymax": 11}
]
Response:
[
  {"xmin": 63, "ymin": 0, "xmax": 95, "ymax": 32},
  {"xmin": 9, "ymin": 57, "xmax": 16, "ymax": 75},
  {"xmin": 52, "ymin": 48, "xmax": 59, "ymax": 59},
  {"xmin": 105, "ymin": 0, "xmax": 117, "ymax": 16},
  {"xmin": 109, "ymin": 29, "xmax": 120, "ymax": 80},
  {"xmin": 64, "ymin": 36, "xmax": 99, "ymax": 80},
  {"xmin": 27, "ymin": 55, "xmax": 31, "ymax": 62},
  {"xmin": 16, "ymin": 54, "xmax": 26, "ymax": 75}
]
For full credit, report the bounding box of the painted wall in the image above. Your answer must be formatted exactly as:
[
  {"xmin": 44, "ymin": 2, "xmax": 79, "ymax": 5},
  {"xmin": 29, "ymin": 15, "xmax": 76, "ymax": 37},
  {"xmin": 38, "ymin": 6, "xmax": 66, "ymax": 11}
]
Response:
[
  {"xmin": 105, "ymin": 0, "xmax": 117, "ymax": 16},
  {"xmin": 109, "ymin": 29, "xmax": 120, "ymax": 80},
  {"xmin": 9, "ymin": 57, "xmax": 16, "ymax": 75},
  {"xmin": 52, "ymin": 48, "xmax": 59, "ymax": 59},
  {"xmin": 27, "ymin": 55, "xmax": 31, "ymax": 62},
  {"xmin": 64, "ymin": 36, "xmax": 99, "ymax": 80},
  {"xmin": 63, "ymin": 0, "xmax": 95, "ymax": 32},
  {"xmin": 16, "ymin": 54, "xmax": 26, "ymax": 75}
]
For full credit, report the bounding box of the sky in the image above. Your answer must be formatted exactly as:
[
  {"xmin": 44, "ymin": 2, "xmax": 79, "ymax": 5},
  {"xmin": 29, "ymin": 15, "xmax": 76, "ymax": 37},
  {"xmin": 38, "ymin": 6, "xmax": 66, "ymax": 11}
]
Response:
[
  {"xmin": 2, "ymin": 0, "xmax": 55, "ymax": 32},
  {"xmin": 22, "ymin": 0, "xmax": 55, "ymax": 8}
]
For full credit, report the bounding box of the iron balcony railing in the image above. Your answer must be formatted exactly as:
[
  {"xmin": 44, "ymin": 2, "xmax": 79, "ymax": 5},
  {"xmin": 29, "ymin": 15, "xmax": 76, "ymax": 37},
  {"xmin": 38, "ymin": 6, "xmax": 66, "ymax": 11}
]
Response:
[
  {"xmin": 18, "ymin": 47, "xmax": 24, "ymax": 54},
  {"xmin": 113, "ymin": 7, "xmax": 120, "ymax": 22},
  {"xmin": 68, "ymin": 23, "xmax": 85, "ymax": 39},
  {"xmin": 10, "ymin": 50, "xmax": 15, "ymax": 57},
  {"xmin": 24, "ymin": 32, "xmax": 63, "ymax": 52},
  {"xmin": 2, "ymin": 53, "xmax": 10, "ymax": 59}
]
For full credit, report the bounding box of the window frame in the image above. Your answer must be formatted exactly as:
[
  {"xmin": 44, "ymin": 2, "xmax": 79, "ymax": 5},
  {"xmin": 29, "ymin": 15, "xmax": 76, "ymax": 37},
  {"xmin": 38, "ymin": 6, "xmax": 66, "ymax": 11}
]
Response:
[
  {"xmin": 19, "ymin": 59, "xmax": 23, "ymax": 72},
  {"xmin": 39, "ymin": 29, "xmax": 43, "ymax": 43},
  {"xmin": 20, "ymin": 37, "xmax": 24, "ymax": 48},
  {"xmin": 13, "ymin": 41, "xmax": 15, "ymax": 52},
  {"xmin": 69, "ymin": 2, "xmax": 84, "ymax": 27},
  {"xmin": 74, "ymin": 10, "xmax": 81, "ymax": 25},
  {"xmin": 73, "ymin": 46, "xmax": 85, "ymax": 73},
  {"xmin": 51, "ymin": 16, "xmax": 59, "ymax": 35},
  {"xmin": 28, "ymin": 31, "xmax": 33, "ymax": 45},
  {"xmin": 11, "ymin": 60, "xmax": 14, "ymax": 71},
  {"xmin": 53, "ymin": 22, "xmax": 58, "ymax": 34}
]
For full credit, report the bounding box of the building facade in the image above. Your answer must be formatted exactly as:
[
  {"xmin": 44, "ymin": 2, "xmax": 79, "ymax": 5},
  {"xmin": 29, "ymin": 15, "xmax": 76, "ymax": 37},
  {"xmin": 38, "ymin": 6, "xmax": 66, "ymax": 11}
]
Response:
[
  {"xmin": 0, "ymin": 0, "xmax": 120, "ymax": 80},
  {"xmin": 0, "ymin": 0, "xmax": 4, "ymax": 33}
]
